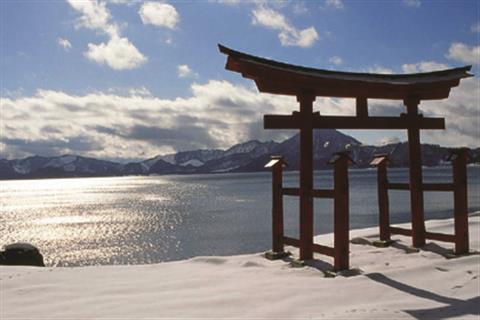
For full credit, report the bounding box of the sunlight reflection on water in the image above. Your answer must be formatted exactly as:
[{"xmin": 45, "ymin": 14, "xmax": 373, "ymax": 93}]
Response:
[
  {"xmin": 1, "ymin": 176, "xmax": 184, "ymax": 266},
  {"xmin": 1, "ymin": 168, "xmax": 479, "ymax": 267},
  {"xmin": 34, "ymin": 215, "xmax": 102, "ymax": 225}
]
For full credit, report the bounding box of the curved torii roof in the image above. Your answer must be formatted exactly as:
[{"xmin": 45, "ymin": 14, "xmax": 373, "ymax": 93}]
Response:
[{"xmin": 219, "ymin": 44, "xmax": 472, "ymax": 100}]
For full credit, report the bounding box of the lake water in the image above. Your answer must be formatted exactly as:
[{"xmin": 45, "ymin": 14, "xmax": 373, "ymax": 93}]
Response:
[{"xmin": 1, "ymin": 167, "xmax": 479, "ymax": 267}]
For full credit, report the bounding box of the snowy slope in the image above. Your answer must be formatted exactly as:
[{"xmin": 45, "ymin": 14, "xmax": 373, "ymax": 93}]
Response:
[{"xmin": 2, "ymin": 214, "xmax": 479, "ymax": 319}]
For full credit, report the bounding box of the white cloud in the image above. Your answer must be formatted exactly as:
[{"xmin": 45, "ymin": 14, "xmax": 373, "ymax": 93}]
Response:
[
  {"xmin": 366, "ymin": 65, "xmax": 394, "ymax": 74},
  {"xmin": 67, "ymin": 0, "xmax": 147, "ymax": 70},
  {"xmin": 57, "ymin": 38, "xmax": 72, "ymax": 51},
  {"xmin": 3, "ymin": 73, "xmax": 477, "ymax": 161},
  {"xmin": 209, "ymin": 0, "xmax": 241, "ymax": 5},
  {"xmin": 128, "ymin": 87, "xmax": 151, "ymax": 97},
  {"xmin": 177, "ymin": 64, "xmax": 197, "ymax": 78},
  {"xmin": 378, "ymin": 136, "xmax": 401, "ymax": 146},
  {"xmin": 446, "ymin": 42, "xmax": 480, "ymax": 65},
  {"xmin": 139, "ymin": 2, "xmax": 179, "ymax": 29},
  {"xmin": 85, "ymin": 36, "xmax": 147, "ymax": 70},
  {"xmin": 421, "ymin": 77, "xmax": 479, "ymax": 147},
  {"xmin": 0, "ymin": 81, "xmax": 300, "ymax": 160},
  {"xmin": 471, "ymin": 22, "xmax": 480, "ymax": 33},
  {"xmin": 402, "ymin": 0, "xmax": 421, "ymax": 8},
  {"xmin": 252, "ymin": 6, "xmax": 289, "ymax": 30},
  {"xmin": 67, "ymin": 0, "xmax": 118, "ymax": 36},
  {"xmin": 107, "ymin": 0, "xmax": 129, "ymax": 4},
  {"xmin": 291, "ymin": 27, "xmax": 318, "ymax": 48},
  {"xmin": 324, "ymin": 0, "xmax": 344, "ymax": 9},
  {"xmin": 329, "ymin": 56, "xmax": 343, "ymax": 66},
  {"xmin": 251, "ymin": 6, "xmax": 319, "ymax": 48},
  {"xmin": 292, "ymin": 1, "xmax": 308, "ymax": 15},
  {"xmin": 3, "ymin": 87, "xmax": 25, "ymax": 99},
  {"xmin": 106, "ymin": 86, "xmax": 152, "ymax": 96},
  {"xmin": 401, "ymin": 61, "xmax": 449, "ymax": 73},
  {"xmin": 107, "ymin": 0, "xmax": 140, "ymax": 5}
]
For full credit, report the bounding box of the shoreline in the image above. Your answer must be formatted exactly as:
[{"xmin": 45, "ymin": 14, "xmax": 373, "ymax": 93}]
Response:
[
  {"xmin": 2, "ymin": 163, "xmax": 477, "ymax": 182},
  {"xmin": 2, "ymin": 214, "xmax": 479, "ymax": 319}
]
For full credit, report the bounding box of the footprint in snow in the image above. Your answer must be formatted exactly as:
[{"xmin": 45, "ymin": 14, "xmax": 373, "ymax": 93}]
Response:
[
  {"xmin": 435, "ymin": 267, "xmax": 449, "ymax": 272},
  {"xmin": 192, "ymin": 257, "xmax": 226, "ymax": 265},
  {"xmin": 242, "ymin": 261, "xmax": 263, "ymax": 268}
]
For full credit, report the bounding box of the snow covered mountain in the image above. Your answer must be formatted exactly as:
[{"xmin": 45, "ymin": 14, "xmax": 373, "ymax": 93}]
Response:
[
  {"xmin": 232, "ymin": 129, "xmax": 361, "ymax": 172},
  {"xmin": 0, "ymin": 155, "xmax": 123, "ymax": 179},
  {"xmin": 157, "ymin": 149, "xmax": 224, "ymax": 168},
  {"xmin": 1, "ymin": 131, "xmax": 478, "ymax": 180},
  {"xmin": 139, "ymin": 140, "xmax": 279, "ymax": 174}
]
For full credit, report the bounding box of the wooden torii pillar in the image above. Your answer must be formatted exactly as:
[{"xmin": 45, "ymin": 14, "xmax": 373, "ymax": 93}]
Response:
[
  {"xmin": 264, "ymin": 156, "xmax": 286, "ymax": 258},
  {"xmin": 405, "ymin": 96, "xmax": 426, "ymax": 247},
  {"xmin": 298, "ymin": 93, "xmax": 315, "ymax": 260},
  {"xmin": 370, "ymin": 154, "xmax": 392, "ymax": 244},
  {"xmin": 218, "ymin": 44, "xmax": 472, "ymax": 263}
]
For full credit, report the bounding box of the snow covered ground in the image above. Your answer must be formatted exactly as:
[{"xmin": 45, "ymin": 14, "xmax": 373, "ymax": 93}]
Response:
[{"xmin": 1, "ymin": 214, "xmax": 479, "ymax": 319}]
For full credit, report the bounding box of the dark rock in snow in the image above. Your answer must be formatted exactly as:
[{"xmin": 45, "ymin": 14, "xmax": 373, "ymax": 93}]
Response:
[{"xmin": 0, "ymin": 243, "xmax": 45, "ymax": 267}]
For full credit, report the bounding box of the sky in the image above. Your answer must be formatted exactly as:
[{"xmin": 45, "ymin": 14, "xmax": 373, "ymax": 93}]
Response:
[{"xmin": 1, "ymin": 0, "xmax": 479, "ymax": 162}]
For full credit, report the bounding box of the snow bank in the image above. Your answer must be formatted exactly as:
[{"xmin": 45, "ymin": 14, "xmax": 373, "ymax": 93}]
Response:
[{"xmin": 2, "ymin": 215, "xmax": 479, "ymax": 319}]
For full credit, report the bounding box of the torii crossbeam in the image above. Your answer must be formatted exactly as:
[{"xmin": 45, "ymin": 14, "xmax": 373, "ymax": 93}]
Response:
[{"xmin": 219, "ymin": 44, "xmax": 472, "ymax": 265}]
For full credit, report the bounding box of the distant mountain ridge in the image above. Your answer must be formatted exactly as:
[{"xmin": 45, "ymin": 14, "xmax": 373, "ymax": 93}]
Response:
[{"xmin": 1, "ymin": 130, "xmax": 479, "ymax": 180}]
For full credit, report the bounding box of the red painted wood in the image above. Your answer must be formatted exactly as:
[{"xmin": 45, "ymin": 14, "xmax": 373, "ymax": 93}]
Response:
[
  {"xmin": 405, "ymin": 97, "xmax": 426, "ymax": 248},
  {"xmin": 377, "ymin": 163, "xmax": 391, "ymax": 241},
  {"xmin": 422, "ymin": 183, "xmax": 455, "ymax": 192},
  {"xmin": 386, "ymin": 183, "xmax": 454, "ymax": 192},
  {"xmin": 311, "ymin": 189, "xmax": 336, "ymax": 198},
  {"xmin": 283, "ymin": 236, "xmax": 299, "ymax": 247},
  {"xmin": 298, "ymin": 93, "xmax": 315, "ymax": 261},
  {"xmin": 283, "ymin": 237, "xmax": 335, "ymax": 257},
  {"xmin": 356, "ymin": 97, "xmax": 369, "ymax": 118},
  {"xmin": 425, "ymin": 231, "xmax": 456, "ymax": 243},
  {"xmin": 282, "ymin": 188, "xmax": 300, "ymax": 196},
  {"xmin": 256, "ymin": 79, "xmax": 457, "ymax": 100},
  {"xmin": 390, "ymin": 226, "xmax": 412, "ymax": 236},
  {"xmin": 453, "ymin": 151, "xmax": 469, "ymax": 254},
  {"xmin": 271, "ymin": 159, "xmax": 284, "ymax": 253},
  {"xmin": 282, "ymin": 188, "xmax": 335, "ymax": 198},
  {"xmin": 218, "ymin": 45, "xmax": 470, "ymax": 100},
  {"xmin": 313, "ymin": 243, "xmax": 335, "ymax": 257},
  {"xmin": 388, "ymin": 183, "xmax": 410, "ymax": 190},
  {"xmin": 263, "ymin": 114, "xmax": 445, "ymax": 130},
  {"xmin": 333, "ymin": 155, "xmax": 350, "ymax": 271}
]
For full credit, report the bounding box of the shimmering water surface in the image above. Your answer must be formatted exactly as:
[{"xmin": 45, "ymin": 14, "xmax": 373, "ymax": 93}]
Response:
[{"xmin": 1, "ymin": 167, "xmax": 479, "ymax": 266}]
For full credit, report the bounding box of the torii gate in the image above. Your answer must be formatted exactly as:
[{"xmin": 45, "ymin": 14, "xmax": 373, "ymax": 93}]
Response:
[{"xmin": 219, "ymin": 44, "xmax": 472, "ymax": 269}]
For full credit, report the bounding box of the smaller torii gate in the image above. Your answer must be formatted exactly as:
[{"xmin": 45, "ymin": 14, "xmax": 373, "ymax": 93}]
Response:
[
  {"xmin": 371, "ymin": 148, "xmax": 471, "ymax": 255},
  {"xmin": 219, "ymin": 44, "xmax": 472, "ymax": 271},
  {"xmin": 265, "ymin": 152, "xmax": 353, "ymax": 270}
]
